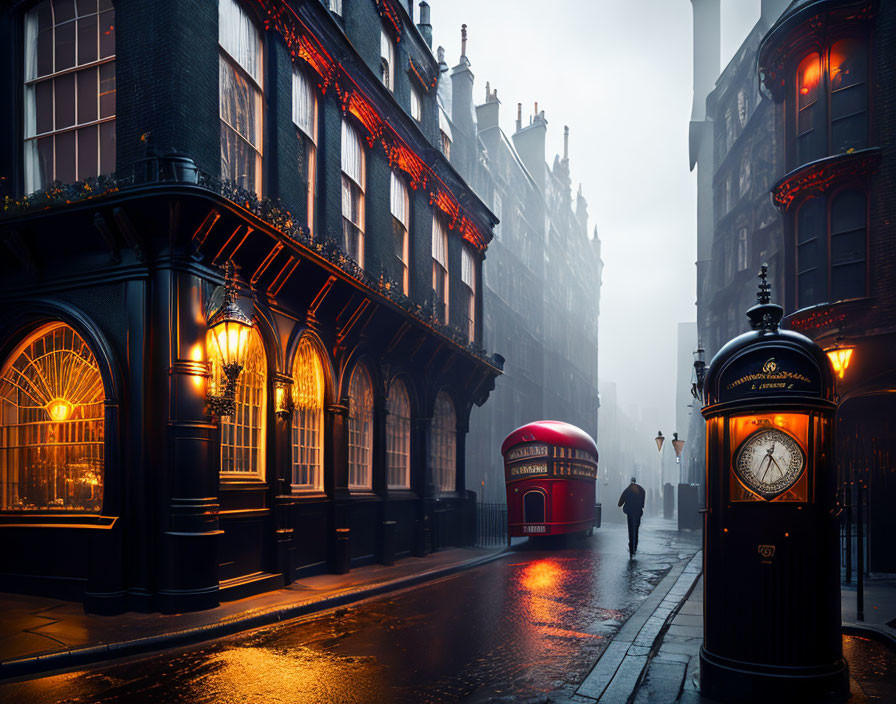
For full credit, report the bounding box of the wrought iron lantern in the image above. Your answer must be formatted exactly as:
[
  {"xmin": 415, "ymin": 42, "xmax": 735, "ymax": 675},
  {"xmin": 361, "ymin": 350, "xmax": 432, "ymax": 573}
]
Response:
[
  {"xmin": 655, "ymin": 430, "xmax": 665, "ymax": 452},
  {"xmin": 826, "ymin": 345, "xmax": 854, "ymax": 380},
  {"xmin": 207, "ymin": 262, "xmax": 252, "ymax": 417},
  {"xmin": 671, "ymin": 432, "xmax": 685, "ymax": 460},
  {"xmin": 692, "ymin": 345, "xmax": 706, "ymax": 401}
]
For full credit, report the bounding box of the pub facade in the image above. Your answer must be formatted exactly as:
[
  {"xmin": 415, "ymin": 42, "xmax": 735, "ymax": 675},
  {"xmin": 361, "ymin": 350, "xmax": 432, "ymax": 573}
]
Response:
[{"xmin": 0, "ymin": 0, "xmax": 501, "ymax": 613}]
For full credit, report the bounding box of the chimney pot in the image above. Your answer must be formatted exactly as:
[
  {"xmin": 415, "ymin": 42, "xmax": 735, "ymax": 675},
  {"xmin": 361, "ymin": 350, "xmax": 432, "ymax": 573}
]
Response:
[
  {"xmin": 563, "ymin": 125, "xmax": 569, "ymax": 160},
  {"xmin": 461, "ymin": 24, "xmax": 467, "ymax": 58}
]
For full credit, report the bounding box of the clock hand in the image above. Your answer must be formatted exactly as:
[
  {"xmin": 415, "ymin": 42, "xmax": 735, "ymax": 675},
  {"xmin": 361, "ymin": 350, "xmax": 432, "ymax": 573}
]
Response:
[{"xmin": 759, "ymin": 452, "xmax": 774, "ymax": 483}]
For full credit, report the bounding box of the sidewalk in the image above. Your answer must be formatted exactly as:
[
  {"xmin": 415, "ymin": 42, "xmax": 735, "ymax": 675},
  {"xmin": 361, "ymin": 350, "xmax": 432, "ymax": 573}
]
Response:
[
  {"xmin": 0, "ymin": 545, "xmax": 507, "ymax": 681},
  {"xmin": 577, "ymin": 556, "xmax": 896, "ymax": 703}
]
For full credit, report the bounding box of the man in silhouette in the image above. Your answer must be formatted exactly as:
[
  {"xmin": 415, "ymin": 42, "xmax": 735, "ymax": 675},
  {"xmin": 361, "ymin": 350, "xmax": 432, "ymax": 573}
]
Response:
[{"xmin": 618, "ymin": 477, "xmax": 646, "ymax": 557}]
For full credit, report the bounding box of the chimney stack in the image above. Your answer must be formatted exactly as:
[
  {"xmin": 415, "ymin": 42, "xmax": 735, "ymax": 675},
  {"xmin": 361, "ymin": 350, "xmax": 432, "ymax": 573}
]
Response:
[
  {"xmin": 476, "ymin": 82, "xmax": 500, "ymax": 131},
  {"xmin": 563, "ymin": 125, "xmax": 569, "ymax": 161},
  {"xmin": 461, "ymin": 23, "xmax": 467, "ymax": 59},
  {"xmin": 516, "ymin": 103, "xmax": 522, "ymax": 131},
  {"xmin": 417, "ymin": 2, "xmax": 432, "ymax": 48}
]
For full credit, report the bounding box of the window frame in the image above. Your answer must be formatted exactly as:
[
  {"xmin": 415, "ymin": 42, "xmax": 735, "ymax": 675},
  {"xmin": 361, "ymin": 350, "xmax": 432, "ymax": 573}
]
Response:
[
  {"xmin": 794, "ymin": 186, "xmax": 868, "ymax": 310},
  {"xmin": 385, "ymin": 378, "xmax": 411, "ymax": 490},
  {"xmin": 218, "ymin": 0, "xmax": 264, "ymax": 197},
  {"xmin": 431, "ymin": 212, "xmax": 449, "ymax": 325},
  {"xmin": 341, "ymin": 118, "xmax": 366, "ymax": 268},
  {"xmin": 431, "ymin": 391, "xmax": 456, "ymax": 495},
  {"xmin": 291, "ymin": 336, "xmax": 325, "ymax": 493},
  {"xmin": 391, "ymin": 170, "xmax": 410, "ymax": 295},
  {"xmin": 410, "ymin": 85, "xmax": 422, "ymax": 122},
  {"xmin": 292, "ymin": 63, "xmax": 318, "ymax": 235},
  {"xmin": 347, "ymin": 363, "xmax": 373, "ymax": 491},
  {"xmin": 380, "ymin": 27, "xmax": 394, "ymax": 93},
  {"xmin": 23, "ymin": 0, "xmax": 117, "ymax": 193},
  {"xmin": 461, "ymin": 245, "xmax": 477, "ymax": 342}
]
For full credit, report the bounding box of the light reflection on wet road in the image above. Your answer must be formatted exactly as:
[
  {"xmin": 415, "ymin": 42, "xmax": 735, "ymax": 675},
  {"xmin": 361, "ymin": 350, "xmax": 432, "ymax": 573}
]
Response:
[{"xmin": 1, "ymin": 520, "xmax": 701, "ymax": 703}]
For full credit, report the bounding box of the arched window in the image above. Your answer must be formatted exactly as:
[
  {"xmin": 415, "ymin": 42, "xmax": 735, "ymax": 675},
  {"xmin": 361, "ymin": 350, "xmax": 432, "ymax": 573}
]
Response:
[
  {"xmin": 796, "ymin": 196, "xmax": 826, "ymax": 308},
  {"xmin": 347, "ymin": 364, "xmax": 373, "ymax": 490},
  {"xmin": 431, "ymin": 391, "xmax": 456, "ymax": 494},
  {"xmin": 386, "ymin": 379, "xmax": 410, "ymax": 489},
  {"xmin": 830, "ymin": 189, "xmax": 866, "ymax": 301},
  {"xmin": 0, "ymin": 324, "xmax": 105, "ymax": 512},
  {"xmin": 209, "ymin": 327, "xmax": 266, "ymax": 478},
  {"xmin": 830, "ymin": 39, "xmax": 867, "ymax": 153},
  {"xmin": 796, "ymin": 52, "xmax": 822, "ymax": 165},
  {"xmin": 291, "ymin": 337, "xmax": 324, "ymax": 491},
  {"xmin": 24, "ymin": 0, "xmax": 117, "ymax": 193}
]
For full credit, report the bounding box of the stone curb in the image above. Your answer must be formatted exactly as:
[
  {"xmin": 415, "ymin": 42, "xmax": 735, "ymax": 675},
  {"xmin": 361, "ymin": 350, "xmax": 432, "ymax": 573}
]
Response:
[
  {"xmin": 0, "ymin": 548, "xmax": 509, "ymax": 682},
  {"xmin": 841, "ymin": 621, "xmax": 896, "ymax": 649},
  {"xmin": 577, "ymin": 551, "xmax": 703, "ymax": 703}
]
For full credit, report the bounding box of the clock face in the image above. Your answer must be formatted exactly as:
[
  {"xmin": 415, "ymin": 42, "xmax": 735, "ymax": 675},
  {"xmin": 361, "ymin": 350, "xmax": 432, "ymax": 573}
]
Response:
[{"xmin": 734, "ymin": 428, "xmax": 806, "ymax": 500}]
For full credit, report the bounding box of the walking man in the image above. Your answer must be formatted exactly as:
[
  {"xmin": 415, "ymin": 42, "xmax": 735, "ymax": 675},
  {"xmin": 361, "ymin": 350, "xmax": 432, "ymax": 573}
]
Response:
[{"xmin": 618, "ymin": 477, "xmax": 646, "ymax": 557}]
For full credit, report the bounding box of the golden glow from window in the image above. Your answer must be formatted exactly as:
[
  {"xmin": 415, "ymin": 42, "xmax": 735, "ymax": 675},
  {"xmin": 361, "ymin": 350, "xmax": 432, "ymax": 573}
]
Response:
[
  {"xmin": 292, "ymin": 338, "xmax": 325, "ymax": 491},
  {"xmin": 209, "ymin": 327, "xmax": 266, "ymax": 477},
  {"xmin": 826, "ymin": 347, "xmax": 854, "ymax": 379},
  {"xmin": 0, "ymin": 323, "xmax": 105, "ymax": 512},
  {"xmin": 432, "ymin": 391, "xmax": 456, "ymax": 494},
  {"xmin": 798, "ymin": 53, "xmax": 820, "ymax": 96},
  {"xmin": 348, "ymin": 364, "xmax": 373, "ymax": 490}
]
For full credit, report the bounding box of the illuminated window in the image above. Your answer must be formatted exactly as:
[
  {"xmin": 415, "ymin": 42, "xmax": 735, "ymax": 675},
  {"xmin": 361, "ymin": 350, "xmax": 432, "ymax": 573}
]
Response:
[
  {"xmin": 347, "ymin": 364, "xmax": 373, "ymax": 490},
  {"xmin": 291, "ymin": 337, "xmax": 324, "ymax": 491},
  {"xmin": 461, "ymin": 245, "xmax": 476, "ymax": 341},
  {"xmin": 341, "ymin": 119, "xmax": 365, "ymax": 267},
  {"xmin": 391, "ymin": 171, "xmax": 410, "ymax": 295},
  {"xmin": 431, "ymin": 392, "xmax": 456, "ymax": 494},
  {"xmin": 0, "ymin": 324, "xmax": 104, "ymax": 512},
  {"xmin": 386, "ymin": 379, "xmax": 411, "ymax": 489},
  {"xmin": 829, "ymin": 39, "xmax": 867, "ymax": 153},
  {"xmin": 410, "ymin": 85, "xmax": 422, "ymax": 122},
  {"xmin": 380, "ymin": 28, "xmax": 394, "ymax": 92},
  {"xmin": 795, "ymin": 190, "xmax": 867, "ymax": 309},
  {"xmin": 219, "ymin": 0, "xmax": 263, "ymax": 196},
  {"xmin": 293, "ymin": 66, "xmax": 317, "ymax": 234},
  {"xmin": 209, "ymin": 327, "xmax": 266, "ymax": 478},
  {"xmin": 796, "ymin": 52, "xmax": 822, "ymax": 165},
  {"xmin": 23, "ymin": 0, "xmax": 116, "ymax": 193},
  {"xmin": 792, "ymin": 40, "xmax": 868, "ymax": 168},
  {"xmin": 432, "ymin": 213, "xmax": 449, "ymax": 324}
]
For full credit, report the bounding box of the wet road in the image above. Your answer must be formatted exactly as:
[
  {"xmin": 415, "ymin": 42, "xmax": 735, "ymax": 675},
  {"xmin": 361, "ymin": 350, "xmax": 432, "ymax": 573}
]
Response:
[{"xmin": 1, "ymin": 519, "xmax": 700, "ymax": 704}]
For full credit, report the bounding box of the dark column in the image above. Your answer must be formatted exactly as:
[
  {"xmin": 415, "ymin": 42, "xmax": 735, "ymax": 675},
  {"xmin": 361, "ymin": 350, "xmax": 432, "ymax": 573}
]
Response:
[
  {"xmin": 272, "ymin": 376, "xmax": 296, "ymax": 584},
  {"xmin": 156, "ymin": 268, "xmax": 221, "ymax": 613}
]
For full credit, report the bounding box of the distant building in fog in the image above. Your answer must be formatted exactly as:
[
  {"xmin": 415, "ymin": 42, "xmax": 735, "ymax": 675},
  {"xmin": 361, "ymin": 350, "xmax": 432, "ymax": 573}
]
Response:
[
  {"xmin": 434, "ymin": 29, "xmax": 602, "ymax": 504},
  {"xmin": 687, "ymin": 0, "xmax": 789, "ymax": 495}
]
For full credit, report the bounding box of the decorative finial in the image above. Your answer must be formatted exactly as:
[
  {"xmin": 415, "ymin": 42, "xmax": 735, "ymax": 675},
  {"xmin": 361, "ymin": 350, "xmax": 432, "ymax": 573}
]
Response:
[
  {"xmin": 746, "ymin": 262, "xmax": 783, "ymax": 332},
  {"xmin": 757, "ymin": 262, "xmax": 771, "ymax": 305}
]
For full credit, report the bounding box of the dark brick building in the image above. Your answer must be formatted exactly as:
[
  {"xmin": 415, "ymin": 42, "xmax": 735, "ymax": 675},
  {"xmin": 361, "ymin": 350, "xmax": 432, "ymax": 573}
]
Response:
[
  {"xmin": 759, "ymin": 0, "xmax": 896, "ymax": 572},
  {"xmin": 0, "ymin": 0, "xmax": 501, "ymax": 612}
]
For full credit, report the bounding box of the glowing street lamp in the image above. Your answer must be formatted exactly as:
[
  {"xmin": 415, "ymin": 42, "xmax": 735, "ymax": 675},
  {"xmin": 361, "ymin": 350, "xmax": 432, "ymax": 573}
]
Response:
[
  {"xmin": 826, "ymin": 347, "xmax": 854, "ymax": 380},
  {"xmin": 207, "ymin": 262, "xmax": 252, "ymax": 417}
]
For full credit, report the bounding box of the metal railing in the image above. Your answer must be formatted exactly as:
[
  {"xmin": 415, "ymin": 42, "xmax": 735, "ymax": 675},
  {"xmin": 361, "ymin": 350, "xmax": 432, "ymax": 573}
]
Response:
[{"xmin": 476, "ymin": 502, "xmax": 507, "ymax": 546}]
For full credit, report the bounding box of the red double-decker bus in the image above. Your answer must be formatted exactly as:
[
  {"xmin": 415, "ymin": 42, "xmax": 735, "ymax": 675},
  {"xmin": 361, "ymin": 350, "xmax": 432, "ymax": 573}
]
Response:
[{"xmin": 501, "ymin": 420, "xmax": 600, "ymax": 538}]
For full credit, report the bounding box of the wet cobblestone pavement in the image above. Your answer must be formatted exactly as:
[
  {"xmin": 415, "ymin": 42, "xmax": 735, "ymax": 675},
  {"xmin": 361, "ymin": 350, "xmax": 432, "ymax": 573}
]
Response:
[{"xmin": 0, "ymin": 518, "xmax": 701, "ymax": 703}]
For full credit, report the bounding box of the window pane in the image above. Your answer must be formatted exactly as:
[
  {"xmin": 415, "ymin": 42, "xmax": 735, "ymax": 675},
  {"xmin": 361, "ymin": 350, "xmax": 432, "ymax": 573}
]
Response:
[
  {"xmin": 831, "ymin": 190, "xmax": 865, "ymax": 234},
  {"xmin": 831, "ymin": 262, "xmax": 864, "ymax": 301},
  {"xmin": 797, "ymin": 197, "xmax": 826, "ymax": 307},
  {"xmin": 77, "ymin": 124, "xmax": 97, "ymax": 179},
  {"xmin": 796, "ymin": 53, "xmax": 822, "ymax": 165},
  {"xmin": 56, "ymin": 0, "xmax": 76, "ymax": 23},
  {"xmin": 55, "ymin": 73, "xmax": 76, "ymax": 129},
  {"xmin": 25, "ymin": 137, "xmax": 53, "ymax": 193},
  {"xmin": 55, "ymin": 20, "xmax": 76, "ymax": 72},
  {"xmin": 797, "ymin": 197, "xmax": 825, "ymax": 244},
  {"xmin": 99, "ymin": 118, "xmax": 115, "ymax": 174},
  {"xmin": 98, "ymin": 9, "xmax": 115, "ymax": 59},
  {"xmin": 99, "ymin": 61, "xmax": 115, "ymax": 118},
  {"xmin": 56, "ymin": 129, "xmax": 76, "ymax": 183},
  {"xmin": 77, "ymin": 15, "xmax": 97, "ymax": 65},
  {"xmin": 37, "ymin": 28, "xmax": 53, "ymax": 78},
  {"xmin": 831, "ymin": 113, "xmax": 866, "ymax": 153},
  {"xmin": 77, "ymin": 67, "xmax": 98, "ymax": 124},
  {"xmin": 77, "ymin": 0, "xmax": 98, "ymax": 16},
  {"xmin": 35, "ymin": 81, "xmax": 54, "ymax": 135},
  {"xmin": 220, "ymin": 56, "xmax": 260, "ymax": 148}
]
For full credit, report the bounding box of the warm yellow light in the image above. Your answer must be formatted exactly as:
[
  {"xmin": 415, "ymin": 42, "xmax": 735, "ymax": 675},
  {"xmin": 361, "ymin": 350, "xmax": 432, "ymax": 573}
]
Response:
[
  {"xmin": 275, "ymin": 385, "xmax": 286, "ymax": 411},
  {"xmin": 212, "ymin": 319, "xmax": 251, "ymax": 369},
  {"xmin": 826, "ymin": 348, "xmax": 854, "ymax": 379},
  {"xmin": 47, "ymin": 398, "xmax": 73, "ymax": 421}
]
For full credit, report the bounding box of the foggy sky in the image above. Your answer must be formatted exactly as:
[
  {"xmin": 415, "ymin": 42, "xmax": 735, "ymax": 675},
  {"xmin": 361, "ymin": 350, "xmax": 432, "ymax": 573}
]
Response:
[{"xmin": 430, "ymin": 0, "xmax": 761, "ymax": 432}]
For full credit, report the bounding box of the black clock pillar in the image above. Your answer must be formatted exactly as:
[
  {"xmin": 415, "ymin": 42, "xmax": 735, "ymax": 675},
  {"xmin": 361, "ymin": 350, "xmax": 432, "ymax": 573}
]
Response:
[{"xmin": 699, "ymin": 267, "xmax": 846, "ymax": 701}]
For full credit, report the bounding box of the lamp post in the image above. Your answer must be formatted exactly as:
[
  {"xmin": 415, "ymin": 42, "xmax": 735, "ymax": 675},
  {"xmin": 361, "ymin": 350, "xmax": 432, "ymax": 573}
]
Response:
[{"xmin": 207, "ymin": 261, "xmax": 253, "ymax": 418}]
